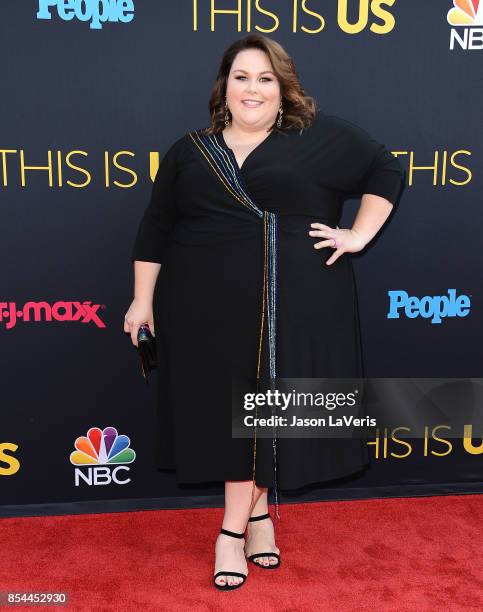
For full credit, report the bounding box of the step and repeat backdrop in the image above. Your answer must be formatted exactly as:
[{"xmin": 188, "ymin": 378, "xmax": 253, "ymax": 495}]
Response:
[{"xmin": 1, "ymin": 1, "xmax": 482, "ymax": 517}]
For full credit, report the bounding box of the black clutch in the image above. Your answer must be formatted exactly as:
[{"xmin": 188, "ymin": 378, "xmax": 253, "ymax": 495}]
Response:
[{"xmin": 136, "ymin": 324, "xmax": 157, "ymax": 384}]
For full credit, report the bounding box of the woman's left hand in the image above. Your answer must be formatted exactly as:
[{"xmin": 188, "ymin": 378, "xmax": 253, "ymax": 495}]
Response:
[{"xmin": 309, "ymin": 223, "xmax": 367, "ymax": 266}]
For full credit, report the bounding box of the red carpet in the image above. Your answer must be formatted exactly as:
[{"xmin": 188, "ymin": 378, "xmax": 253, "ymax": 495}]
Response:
[{"xmin": 1, "ymin": 494, "xmax": 482, "ymax": 612}]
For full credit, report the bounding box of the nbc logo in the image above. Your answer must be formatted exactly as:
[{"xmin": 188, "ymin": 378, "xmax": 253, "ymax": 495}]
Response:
[
  {"xmin": 447, "ymin": 0, "xmax": 483, "ymax": 49},
  {"xmin": 70, "ymin": 426, "xmax": 136, "ymax": 487}
]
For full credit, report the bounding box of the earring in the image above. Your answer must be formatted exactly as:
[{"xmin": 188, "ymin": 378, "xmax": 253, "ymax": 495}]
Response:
[
  {"xmin": 276, "ymin": 103, "xmax": 283, "ymax": 128},
  {"xmin": 224, "ymin": 97, "xmax": 230, "ymax": 127}
]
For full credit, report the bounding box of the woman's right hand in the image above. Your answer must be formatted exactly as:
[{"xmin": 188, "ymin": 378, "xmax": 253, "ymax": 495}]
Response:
[{"xmin": 124, "ymin": 298, "xmax": 155, "ymax": 348}]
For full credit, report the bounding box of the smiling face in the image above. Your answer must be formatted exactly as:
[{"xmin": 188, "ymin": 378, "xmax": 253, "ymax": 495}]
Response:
[{"xmin": 225, "ymin": 48, "xmax": 281, "ymax": 133}]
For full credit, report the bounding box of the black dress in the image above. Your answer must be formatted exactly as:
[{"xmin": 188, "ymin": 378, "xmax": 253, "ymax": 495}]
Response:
[{"xmin": 131, "ymin": 109, "xmax": 406, "ymax": 494}]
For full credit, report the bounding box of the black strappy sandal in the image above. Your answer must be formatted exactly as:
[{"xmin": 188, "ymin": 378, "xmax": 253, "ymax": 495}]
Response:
[
  {"xmin": 245, "ymin": 512, "xmax": 281, "ymax": 569},
  {"xmin": 213, "ymin": 528, "xmax": 248, "ymax": 591}
]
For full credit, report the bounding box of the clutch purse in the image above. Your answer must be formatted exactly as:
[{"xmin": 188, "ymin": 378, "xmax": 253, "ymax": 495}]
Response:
[{"xmin": 136, "ymin": 324, "xmax": 157, "ymax": 384}]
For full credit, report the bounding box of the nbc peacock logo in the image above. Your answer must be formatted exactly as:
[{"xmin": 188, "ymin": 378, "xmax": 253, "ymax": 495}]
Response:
[
  {"xmin": 447, "ymin": 1, "xmax": 483, "ymax": 50},
  {"xmin": 70, "ymin": 426, "xmax": 136, "ymax": 487}
]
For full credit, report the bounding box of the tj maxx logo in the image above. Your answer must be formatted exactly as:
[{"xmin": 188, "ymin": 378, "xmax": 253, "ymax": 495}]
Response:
[
  {"xmin": 36, "ymin": 0, "xmax": 135, "ymax": 30},
  {"xmin": 0, "ymin": 301, "xmax": 106, "ymax": 329}
]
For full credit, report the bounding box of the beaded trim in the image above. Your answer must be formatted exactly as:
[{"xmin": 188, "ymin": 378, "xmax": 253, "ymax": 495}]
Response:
[{"xmin": 189, "ymin": 130, "xmax": 281, "ymax": 522}]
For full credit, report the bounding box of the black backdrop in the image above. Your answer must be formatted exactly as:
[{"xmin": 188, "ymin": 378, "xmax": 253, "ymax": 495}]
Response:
[{"xmin": 1, "ymin": 1, "xmax": 482, "ymax": 517}]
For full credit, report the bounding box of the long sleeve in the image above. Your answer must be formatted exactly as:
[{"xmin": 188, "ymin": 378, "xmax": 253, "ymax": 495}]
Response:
[
  {"xmin": 316, "ymin": 114, "xmax": 407, "ymax": 208},
  {"xmin": 131, "ymin": 137, "xmax": 183, "ymax": 264}
]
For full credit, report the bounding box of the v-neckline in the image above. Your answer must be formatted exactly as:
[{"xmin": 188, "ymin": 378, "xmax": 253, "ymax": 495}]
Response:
[{"xmin": 218, "ymin": 128, "xmax": 276, "ymax": 172}]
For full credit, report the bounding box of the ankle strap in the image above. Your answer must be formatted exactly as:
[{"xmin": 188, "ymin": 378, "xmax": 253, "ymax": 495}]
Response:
[
  {"xmin": 220, "ymin": 527, "xmax": 245, "ymax": 538},
  {"xmin": 248, "ymin": 512, "xmax": 270, "ymax": 522}
]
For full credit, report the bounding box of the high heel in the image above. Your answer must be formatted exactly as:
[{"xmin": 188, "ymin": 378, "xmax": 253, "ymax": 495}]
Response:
[
  {"xmin": 246, "ymin": 512, "xmax": 281, "ymax": 569},
  {"xmin": 213, "ymin": 528, "xmax": 248, "ymax": 591}
]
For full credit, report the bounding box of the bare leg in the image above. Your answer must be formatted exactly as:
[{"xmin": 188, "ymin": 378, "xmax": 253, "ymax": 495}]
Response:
[
  {"xmin": 245, "ymin": 487, "xmax": 280, "ymax": 567},
  {"xmin": 249, "ymin": 487, "xmax": 269, "ymax": 517},
  {"xmin": 214, "ymin": 480, "xmax": 264, "ymax": 587}
]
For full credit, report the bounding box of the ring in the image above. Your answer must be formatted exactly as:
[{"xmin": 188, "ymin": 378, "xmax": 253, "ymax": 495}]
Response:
[{"xmin": 331, "ymin": 237, "xmax": 338, "ymax": 249}]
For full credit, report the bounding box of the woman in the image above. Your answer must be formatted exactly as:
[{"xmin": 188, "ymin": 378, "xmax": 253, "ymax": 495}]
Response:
[{"xmin": 124, "ymin": 34, "xmax": 406, "ymax": 591}]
